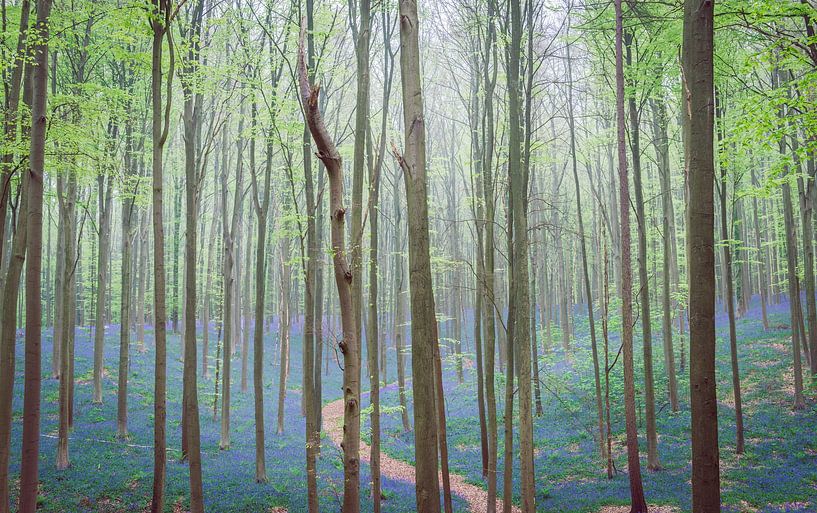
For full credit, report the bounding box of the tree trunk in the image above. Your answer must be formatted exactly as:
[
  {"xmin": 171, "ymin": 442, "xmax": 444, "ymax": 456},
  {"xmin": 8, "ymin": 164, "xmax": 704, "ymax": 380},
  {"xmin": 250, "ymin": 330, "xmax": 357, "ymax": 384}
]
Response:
[
  {"xmin": 367, "ymin": 134, "xmax": 382, "ymax": 513},
  {"xmin": 314, "ymin": 155, "xmax": 325, "ymax": 435},
  {"xmin": 716, "ymin": 97, "xmax": 746, "ymax": 449},
  {"xmin": 468, "ymin": 49, "xmax": 489, "ymax": 470},
  {"xmin": 507, "ymin": 1, "xmax": 535, "ymax": 509},
  {"xmin": 0, "ymin": 6, "xmax": 31, "ymax": 504},
  {"xmin": 221, "ymin": 96, "xmax": 245, "ymax": 449},
  {"xmin": 276, "ymin": 237, "xmax": 291, "ymax": 436},
  {"xmin": 366, "ymin": 5, "xmax": 394, "ymax": 505},
  {"xmin": 614, "ymin": 1, "xmax": 648, "ymax": 509},
  {"xmin": 566, "ymin": 36, "xmax": 605, "ymax": 462},
  {"xmin": 137, "ymin": 211, "xmax": 148, "ymax": 350},
  {"xmin": 523, "ymin": 0, "xmax": 542, "ymax": 421},
  {"xmin": 180, "ymin": 5, "xmax": 205, "ymax": 506},
  {"xmin": 300, "ymin": 2, "xmax": 319, "ymax": 501},
  {"xmin": 19, "ymin": 1, "xmax": 51, "ymax": 508},
  {"xmin": 602, "ymin": 244, "xmax": 614, "ymax": 479},
  {"xmin": 624, "ymin": 33, "xmax": 660, "ymax": 471},
  {"xmin": 56, "ymin": 169, "xmax": 77, "ymax": 470},
  {"xmin": 447, "ymin": 131, "xmax": 464, "ymax": 385},
  {"xmin": 172, "ymin": 176, "xmax": 181, "ymax": 334},
  {"xmin": 503, "ymin": 185, "xmax": 516, "ymax": 513},
  {"xmin": 481, "ymin": 2, "xmax": 499, "ymax": 508},
  {"xmin": 203, "ymin": 172, "xmax": 220, "ymax": 378},
  {"xmin": 149, "ymin": 1, "xmax": 172, "ymax": 508},
  {"xmin": 750, "ymin": 167, "xmax": 770, "ymax": 330},
  {"xmin": 794, "ymin": 134, "xmax": 817, "ymax": 373},
  {"xmin": 392, "ymin": 169, "xmax": 411, "ymax": 433},
  {"xmin": 395, "ymin": 2, "xmax": 441, "ymax": 510},
  {"xmin": 779, "ymin": 155, "xmax": 807, "ymax": 409},
  {"xmin": 683, "ymin": 0, "xmax": 721, "ymax": 510},
  {"xmin": 350, "ymin": 12, "xmax": 369, "ymax": 473},
  {"xmin": 772, "ymin": 66, "xmax": 808, "ymax": 404},
  {"xmin": 0, "ymin": 0, "xmax": 30, "ymax": 286},
  {"xmin": 650, "ymin": 97, "xmax": 679, "ymax": 411},
  {"xmin": 299, "ymin": 31, "xmax": 361, "ymax": 513},
  {"xmin": 52, "ymin": 209, "xmax": 63, "ymax": 378},
  {"xmin": 0, "ymin": 168, "xmax": 27, "ymax": 513},
  {"xmin": 240, "ymin": 214, "xmax": 252, "ymax": 394},
  {"xmin": 118, "ymin": 153, "xmax": 135, "ymax": 436},
  {"xmin": 251, "ymin": 117, "xmax": 271, "ymax": 481}
]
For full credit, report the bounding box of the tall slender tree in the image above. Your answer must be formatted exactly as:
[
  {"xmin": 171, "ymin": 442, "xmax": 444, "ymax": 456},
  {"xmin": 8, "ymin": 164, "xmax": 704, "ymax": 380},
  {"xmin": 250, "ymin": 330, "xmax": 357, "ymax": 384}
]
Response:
[
  {"xmin": 650, "ymin": 96, "xmax": 679, "ymax": 411},
  {"xmin": 117, "ymin": 113, "xmax": 136, "ymax": 437},
  {"xmin": 394, "ymin": 1, "xmax": 441, "ymax": 510},
  {"xmin": 614, "ymin": 0, "xmax": 648, "ymax": 509},
  {"xmin": 19, "ymin": 0, "xmax": 52, "ymax": 509},
  {"xmin": 149, "ymin": 0, "xmax": 173, "ymax": 509},
  {"xmin": 299, "ymin": 0, "xmax": 319, "ymax": 507},
  {"xmin": 624, "ymin": 32, "xmax": 660, "ymax": 471},
  {"xmin": 366, "ymin": 3, "xmax": 395, "ymax": 507},
  {"xmin": 507, "ymin": 0, "xmax": 535, "ymax": 509},
  {"xmin": 92, "ymin": 168, "xmax": 113, "ymax": 404},
  {"xmin": 716, "ymin": 96, "xmax": 747, "ymax": 446},
  {"xmin": 683, "ymin": 0, "xmax": 720, "ymax": 511},
  {"xmin": 55, "ymin": 171, "xmax": 77, "ymax": 470},
  {"xmin": 566, "ymin": 34, "xmax": 605, "ymax": 461},
  {"xmin": 299, "ymin": 24, "xmax": 360, "ymax": 513},
  {"xmin": 0, "ymin": 134, "xmax": 28, "ymax": 513},
  {"xmin": 180, "ymin": 0, "xmax": 205, "ymax": 507},
  {"xmin": 481, "ymin": 1, "xmax": 499, "ymax": 508}
]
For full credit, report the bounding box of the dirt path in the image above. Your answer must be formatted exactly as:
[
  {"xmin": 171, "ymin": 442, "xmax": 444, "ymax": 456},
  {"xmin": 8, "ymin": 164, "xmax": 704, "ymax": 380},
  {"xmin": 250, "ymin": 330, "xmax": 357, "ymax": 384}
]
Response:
[{"xmin": 322, "ymin": 387, "xmax": 520, "ymax": 513}]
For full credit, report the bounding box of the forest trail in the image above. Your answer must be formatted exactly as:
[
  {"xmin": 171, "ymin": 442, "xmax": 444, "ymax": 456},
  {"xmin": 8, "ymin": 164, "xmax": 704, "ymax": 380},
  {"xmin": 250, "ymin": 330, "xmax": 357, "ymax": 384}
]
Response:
[{"xmin": 322, "ymin": 387, "xmax": 521, "ymax": 513}]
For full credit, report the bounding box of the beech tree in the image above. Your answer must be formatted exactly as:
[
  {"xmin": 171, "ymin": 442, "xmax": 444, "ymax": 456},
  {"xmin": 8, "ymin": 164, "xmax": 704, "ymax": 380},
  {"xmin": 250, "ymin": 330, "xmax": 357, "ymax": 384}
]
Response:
[
  {"xmin": 394, "ymin": 1, "xmax": 441, "ymax": 511},
  {"xmin": 684, "ymin": 0, "xmax": 720, "ymax": 511},
  {"xmin": 299, "ymin": 21, "xmax": 360, "ymax": 513},
  {"xmin": 19, "ymin": 0, "xmax": 52, "ymax": 510},
  {"xmin": 149, "ymin": 0, "xmax": 173, "ymax": 508},
  {"xmin": 614, "ymin": 0, "xmax": 647, "ymax": 509}
]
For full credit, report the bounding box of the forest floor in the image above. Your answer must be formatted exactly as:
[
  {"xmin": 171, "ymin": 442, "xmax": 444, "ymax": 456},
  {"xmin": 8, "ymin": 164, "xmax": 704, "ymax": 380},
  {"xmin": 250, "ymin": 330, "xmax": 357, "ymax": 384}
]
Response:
[
  {"xmin": 365, "ymin": 299, "xmax": 817, "ymax": 513},
  {"xmin": 322, "ymin": 385, "xmax": 520, "ymax": 513},
  {"xmin": 5, "ymin": 297, "xmax": 817, "ymax": 512}
]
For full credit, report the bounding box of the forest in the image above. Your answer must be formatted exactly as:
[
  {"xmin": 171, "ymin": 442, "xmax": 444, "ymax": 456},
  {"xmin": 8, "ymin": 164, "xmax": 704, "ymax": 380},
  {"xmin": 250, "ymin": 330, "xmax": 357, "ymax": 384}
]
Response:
[{"xmin": 0, "ymin": 0, "xmax": 815, "ymax": 511}]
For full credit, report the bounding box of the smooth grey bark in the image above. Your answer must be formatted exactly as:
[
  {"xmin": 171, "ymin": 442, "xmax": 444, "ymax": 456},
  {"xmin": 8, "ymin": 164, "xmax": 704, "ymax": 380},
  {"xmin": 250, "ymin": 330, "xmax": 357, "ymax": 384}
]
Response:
[
  {"xmin": 299, "ymin": 1, "xmax": 318, "ymax": 503},
  {"xmin": 392, "ymin": 166, "xmax": 411, "ymax": 433},
  {"xmin": 650, "ymin": 97, "xmax": 679, "ymax": 412},
  {"xmin": 507, "ymin": 0, "xmax": 534, "ymax": 509},
  {"xmin": 56, "ymin": 171, "xmax": 77, "ymax": 470},
  {"xmin": 481, "ymin": 2, "xmax": 499, "ymax": 508},
  {"xmin": 136, "ymin": 209, "xmax": 148, "ymax": 350},
  {"xmin": 20, "ymin": 2, "xmax": 51, "ymax": 509},
  {"xmin": 116, "ymin": 123, "xmax": 136, "ymax": 438},
  {"xmin": 467, "ymin": 47, "xmax": 489, "ymax": 469},
  {"xmin": 221, "ymin": 98, "xmax": 245, "ymax": 449},
  {"xmin": 149, "ymin": 1, "xmax": 172, "ymax": 508},
  {"xmin": 0, "ymin": 169, "xmax": 27, "ymax": 513},
  {"xmin": 749, "ymin": 167, "xmax": 770, "ymax": 330},
  {"xmin": 250, "ymin": 119, "xmax": 271, "ymax": 482},
  {"xmin": 716, "ymin": 97, "xmax": 746, "ymax": 450},
  {"xmin": 349, "ymin": 13, "xmax": 369, "ymax": 504},
  {"xmin": 395, "ymin": 1, "xmax": 441, "ymax": 510},
  {"xmin": 299, "ymin": 27, "xmax": 360, "ymax": 513},
  {"xmin": 180, "ymin": 2, "xmax": 205, "ymax": 506},
  {"xmin": 92, "ymin": 157, "xmax": 114, "ymax": 404},
  {"xmin": 0, "ymin": 4, "xmax": 30, "ymax": 505}
]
